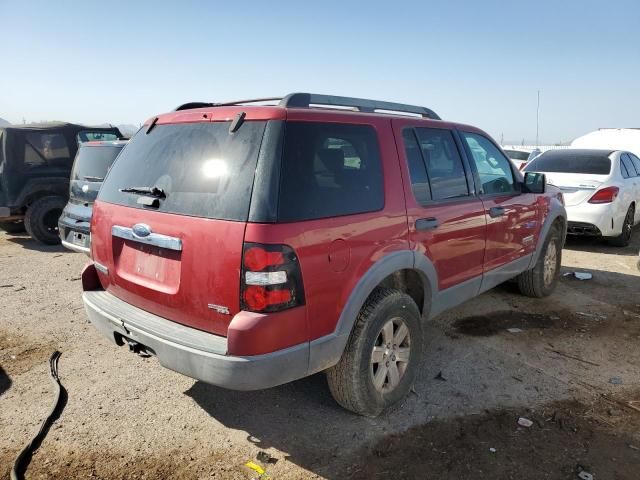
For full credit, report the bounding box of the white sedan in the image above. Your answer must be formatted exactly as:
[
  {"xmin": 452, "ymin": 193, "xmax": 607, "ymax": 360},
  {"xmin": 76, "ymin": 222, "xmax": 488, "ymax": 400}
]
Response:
[{"xmin": 524, "ymin": 149, "xmax": 640, "ymax": 246}]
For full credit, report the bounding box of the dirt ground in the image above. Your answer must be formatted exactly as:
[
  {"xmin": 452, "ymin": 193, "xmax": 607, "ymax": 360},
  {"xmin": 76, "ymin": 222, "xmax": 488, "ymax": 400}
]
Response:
[{"xmin": 1, "ymin": 229, "xmax": 639, "ymax": 479}]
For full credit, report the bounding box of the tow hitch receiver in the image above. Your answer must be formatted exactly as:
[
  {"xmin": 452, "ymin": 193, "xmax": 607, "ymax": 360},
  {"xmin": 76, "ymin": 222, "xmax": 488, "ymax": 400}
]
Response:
[{"xmin": 125, "ymin": 338, "xmax": 152, "ymax": 357}]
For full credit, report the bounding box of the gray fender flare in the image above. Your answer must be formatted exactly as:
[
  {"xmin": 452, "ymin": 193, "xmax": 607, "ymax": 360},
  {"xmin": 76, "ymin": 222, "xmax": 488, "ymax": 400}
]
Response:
[
  {"xmin": 307, "ymin": 250, "xmax": 437, "ymax": 375},
  {"xmin": 528, "ymin": 199, "xmax": 567, "ymax": 269}
]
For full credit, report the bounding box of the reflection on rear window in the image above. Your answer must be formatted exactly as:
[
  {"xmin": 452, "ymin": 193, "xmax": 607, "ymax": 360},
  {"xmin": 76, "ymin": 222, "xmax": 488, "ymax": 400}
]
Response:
[
  {"xmin": 525, "ymin": 150, "xmax": 611, "ymax": 175},
  {"xmin": 98, "ymin": 121, "xmax": 266, "ymax": 221}
]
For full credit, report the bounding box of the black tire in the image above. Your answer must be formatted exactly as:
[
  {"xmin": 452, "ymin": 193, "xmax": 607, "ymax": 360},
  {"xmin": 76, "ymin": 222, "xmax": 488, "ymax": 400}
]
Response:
[
  {"xmin": 24, "ymin": 196, "xmax": 65, "ymax": 245},
  {"xmin": 608, "ymin": 205, "xmax": 635, "ymax": 247},
  {"xmin": 517, "ymin": 223, "xmax": 562, "ymax": 298},
  {"xmin": 326, "ymin": 288, "xmax": 423, "ymax": 417},
  {"xmin": 0, "ymin": 221, "xmax": 26, "ymax": 234}
]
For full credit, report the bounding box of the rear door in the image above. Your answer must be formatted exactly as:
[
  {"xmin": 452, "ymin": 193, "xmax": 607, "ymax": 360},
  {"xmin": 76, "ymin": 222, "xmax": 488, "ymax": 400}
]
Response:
[
  {"xmin": 621, "ymin": 154, "xmax": 640, "ymax": 216},
  {"xmin": 458, "ymin": 130, "xmax": 540, "ymax": 271},
  {"xmin": 393, "ymin": 119, "xmax": 486, "ymax": 291},
  {"xmin": 627, "ymin": 153, "xmax": 640, "ymax": 223},
  {"xmin": 91, "ymin": 113, "xmax": 268, "ymax": 336}
]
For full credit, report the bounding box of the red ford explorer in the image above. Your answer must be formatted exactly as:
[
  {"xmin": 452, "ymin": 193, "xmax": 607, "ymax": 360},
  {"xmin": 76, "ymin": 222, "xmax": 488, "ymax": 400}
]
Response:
[{"xmin": 82, "ymin": 93, "xmax": 566, "ymax": 416}]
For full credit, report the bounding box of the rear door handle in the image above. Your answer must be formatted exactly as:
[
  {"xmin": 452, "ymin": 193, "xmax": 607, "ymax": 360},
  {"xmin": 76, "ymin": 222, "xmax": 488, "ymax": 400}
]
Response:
[
  {"xmin": 415, "ymin": 217, "xmax": 439, "ymax": 231},
  {"xmin": 489, "ymin": 207, "xmax": 506, "ymax": 218}
]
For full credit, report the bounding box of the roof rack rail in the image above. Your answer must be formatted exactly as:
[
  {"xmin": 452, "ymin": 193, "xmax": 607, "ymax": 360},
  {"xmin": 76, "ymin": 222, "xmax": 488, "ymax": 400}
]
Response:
[
  {"xmin": 280, "ymin": 93, "xmax": 441, "ymax": 120},
  {"xmin": 174, "ymin": 102, "xmax": 216, "ymax": 111},
  {"xmin": 173, "ymin": 93, "xmax": 441, "ymax": 119}
]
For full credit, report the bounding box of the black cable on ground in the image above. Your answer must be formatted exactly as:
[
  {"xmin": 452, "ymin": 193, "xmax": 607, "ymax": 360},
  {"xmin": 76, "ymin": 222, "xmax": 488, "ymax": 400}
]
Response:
[{"xmin": 11, "ymin": 351, "xmax": 66, "ymax": 480}]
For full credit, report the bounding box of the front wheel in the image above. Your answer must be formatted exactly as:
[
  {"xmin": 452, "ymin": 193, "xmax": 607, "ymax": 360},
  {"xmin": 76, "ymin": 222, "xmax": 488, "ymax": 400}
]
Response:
[
  {"xmin": 326, "ymin": 289, "xmax": 423, "ymax": 417},
  {"xmin": 517, "ymin": 223, "xmax": 562, "ymax": 298}
]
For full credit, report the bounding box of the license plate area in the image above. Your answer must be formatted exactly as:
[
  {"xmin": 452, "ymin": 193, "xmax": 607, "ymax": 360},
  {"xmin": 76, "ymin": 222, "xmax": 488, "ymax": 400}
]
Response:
[
  {"xmin": 113, "ymin": 239, "xmax": 182, "ymax": 294},
  {"xmin": 72, "ymin": 231, "xmax": 89, "ymax": 247}
]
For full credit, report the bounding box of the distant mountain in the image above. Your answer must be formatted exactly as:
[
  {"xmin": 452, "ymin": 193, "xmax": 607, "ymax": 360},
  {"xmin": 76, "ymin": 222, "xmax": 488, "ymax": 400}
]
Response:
[{"xmin": 0, "ymin": 117, "xmax": 10, "ymax": 127}]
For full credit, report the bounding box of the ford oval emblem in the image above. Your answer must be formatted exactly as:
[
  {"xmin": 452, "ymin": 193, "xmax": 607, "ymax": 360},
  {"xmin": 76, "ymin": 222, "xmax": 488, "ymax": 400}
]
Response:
[{"xmin": 132, "ymin": 223, "xmax": 152, "ymax": 237}]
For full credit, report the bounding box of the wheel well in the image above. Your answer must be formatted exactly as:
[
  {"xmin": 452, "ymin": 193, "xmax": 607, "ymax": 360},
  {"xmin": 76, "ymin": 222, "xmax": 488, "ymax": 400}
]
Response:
[
  {"xmin": 376, "ymin": 269, "xmax": 428, "ymax": 315},
  {"xmin": 552, "ymin": 216, "xmax": 566, "ymax": 239}
]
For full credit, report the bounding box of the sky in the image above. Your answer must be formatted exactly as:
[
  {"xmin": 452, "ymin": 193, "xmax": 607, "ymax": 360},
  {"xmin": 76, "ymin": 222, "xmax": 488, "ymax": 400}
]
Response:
[{"xmin": 1, "ymin": 0, "xmax": 639, "ymax": 144}]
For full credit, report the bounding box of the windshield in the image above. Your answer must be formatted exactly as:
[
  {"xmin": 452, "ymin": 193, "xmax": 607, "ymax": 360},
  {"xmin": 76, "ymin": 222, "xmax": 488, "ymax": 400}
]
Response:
[
  {"xmin": 77, "ymin": 131, "xmax": 120, "ymax": 143},
  {"xmin": 525, "ymin": 150, "xmax": 612, "ymax": 175},
  {"xmin": 71, "ymin": 145, "xmax": 124, "ymax": 182},
  {"xmin": 98, "ymin": 121, "xmax": 266, "ymax": 221}
]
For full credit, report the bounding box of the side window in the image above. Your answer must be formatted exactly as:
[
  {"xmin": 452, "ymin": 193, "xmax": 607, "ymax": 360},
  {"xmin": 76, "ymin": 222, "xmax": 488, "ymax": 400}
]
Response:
[
  {"xmin": 621, "ymin": 154, "xmax": 636, "ymax": 178},
  {"xmin": 461, "ymin": 132, "xmax": 515, "ymax": 195},
  {"xmin": 26, "ymin": 133, "xmax": 70, "ymax": 161},
  {"xmin": 629, "ymin": 153, "xmax": 640, "ymax": 176},
  {"xmin": 278, "ymin": 122, "xmax": 384, "ymax": 221},
  {"xmin": 24, "ymin": 142, "xmax": 46, "ymax": 167},
  {"xmin": 401, "ymin": 128, "xmax": 431, "ymax": 203},
  {"xmin": 414, "ymin": 127, "xmax": 468, "ymax": 200}
]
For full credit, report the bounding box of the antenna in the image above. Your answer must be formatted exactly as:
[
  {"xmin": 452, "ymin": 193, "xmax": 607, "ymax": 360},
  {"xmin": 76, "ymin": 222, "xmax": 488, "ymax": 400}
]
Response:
[{"xmin": 536, "ymin": 90, "xmax": 540, "ymax": 147}]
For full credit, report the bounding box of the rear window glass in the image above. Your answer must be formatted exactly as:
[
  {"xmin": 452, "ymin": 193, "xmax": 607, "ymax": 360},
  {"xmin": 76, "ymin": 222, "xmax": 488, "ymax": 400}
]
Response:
[
  {"xmin": 72, "ymin": 145, "xmax": 124, "ymax": 182},
  {"xmin": 525, "ymin": 150, "xmax": 611, "ymax": 175},
  {"xmin": 278, "ymin": 122, "xmax": 383, "ymax": 221},
  {"xmin": 98, "ymin": 121, "xmax": 266, "ymax": 221},
  {"xmin": 504, "ymin": 150, "xmax": 530, "ymax": 161}
]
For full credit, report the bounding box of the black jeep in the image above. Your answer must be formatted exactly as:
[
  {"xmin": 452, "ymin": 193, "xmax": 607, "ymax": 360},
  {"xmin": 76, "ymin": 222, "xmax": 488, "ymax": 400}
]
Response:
[{"xmin": 0, "ymin": 122, "xmax": 122, "ymax": 244}]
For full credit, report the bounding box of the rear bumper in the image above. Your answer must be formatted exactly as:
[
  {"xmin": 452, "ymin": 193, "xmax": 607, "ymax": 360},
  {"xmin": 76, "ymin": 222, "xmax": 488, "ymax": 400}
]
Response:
[
  {"xmin": 565, "ymin": 203, "xmax": 621, "ymax": 237},
  {"xmin": 59, "ymin": 204, "xmax": 91, "ymax": 254},
  {"xmin": 82, "ymin": 290, "xmax": 311, "ymax": 390},
  {"xmin": 567, "ymin": 221, "xmax": 602, "ymax": 236}
]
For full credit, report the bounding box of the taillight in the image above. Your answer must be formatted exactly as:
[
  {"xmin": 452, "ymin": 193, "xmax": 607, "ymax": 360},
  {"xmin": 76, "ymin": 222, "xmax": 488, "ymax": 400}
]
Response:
[
  {"xmin": 519, "ymin": 162, "xmax": 527, "ymax": 171},
  {"xmin": 240, "ymin": 243, "xmax": 305, "ymax": 313},
  {"xmin": 588, "ymin": 186, "xmax": 619, "ymax": 204}
]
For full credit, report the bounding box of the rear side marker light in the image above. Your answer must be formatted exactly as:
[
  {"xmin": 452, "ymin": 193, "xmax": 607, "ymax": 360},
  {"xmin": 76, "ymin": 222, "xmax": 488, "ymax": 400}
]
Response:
[
  {"xmin": 241, "ymin": 243, "xmax": 305, "ymax": 313},
  {"xmin": 245, "ymin": 271, "xmax": 287, "ymax": 286},
  {"xmin": 588, "ymin": 186, "xmax": 619, "ymax": 204}
]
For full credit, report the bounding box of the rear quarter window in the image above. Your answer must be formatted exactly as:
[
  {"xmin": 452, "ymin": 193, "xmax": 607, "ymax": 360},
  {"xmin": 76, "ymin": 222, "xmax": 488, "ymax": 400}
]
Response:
[
  {"xmin": 277, "ymin": 122, "xmax": 384, "ymax": 222},
  {"xmin": 98, "ymin": 121, "xmax": 266, "ymax": 221}
]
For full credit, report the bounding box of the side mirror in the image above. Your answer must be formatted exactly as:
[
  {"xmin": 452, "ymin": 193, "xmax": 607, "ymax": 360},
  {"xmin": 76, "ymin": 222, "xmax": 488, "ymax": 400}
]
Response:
[{"xmin": 523, "ymin": 171, "xmax": 546, "ymax": 194}]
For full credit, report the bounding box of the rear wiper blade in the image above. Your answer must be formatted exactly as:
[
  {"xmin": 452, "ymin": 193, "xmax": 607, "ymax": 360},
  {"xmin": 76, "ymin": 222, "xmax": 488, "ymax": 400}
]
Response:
[
  {"xmin": 83, "ymin": 175, "xmax": 104, "ymax": 182},
  {"xmin": 119, "ymin": 186, "xmax": 166, "ymax": 198}
]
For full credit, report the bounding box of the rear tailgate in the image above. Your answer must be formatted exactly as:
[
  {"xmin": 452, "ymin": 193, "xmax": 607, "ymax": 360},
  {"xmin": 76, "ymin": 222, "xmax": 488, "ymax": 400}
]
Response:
[
  {"xmin": 91, "ymin": 201, "xmax": 244, "ymax": 335},
  {"xmin": 91, "ymin": 112, "xmax": 271, "ymax": 336}
]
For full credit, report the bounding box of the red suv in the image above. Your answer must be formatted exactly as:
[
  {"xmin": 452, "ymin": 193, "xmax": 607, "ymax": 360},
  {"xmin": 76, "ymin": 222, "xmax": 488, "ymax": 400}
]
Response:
[{"xmin": 81, "ymin": 93, "xmax": 566, "ymax": 416}]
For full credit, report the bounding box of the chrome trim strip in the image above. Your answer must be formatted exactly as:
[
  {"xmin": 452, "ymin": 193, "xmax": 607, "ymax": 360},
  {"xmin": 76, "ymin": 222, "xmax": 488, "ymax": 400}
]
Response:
[
  {"xmin": 61, "ymin": 239, "xmax": 91, "ymax": 255},
  {"xmin": 94, "ymin": 261, "xmax": 109, "ymax": 275},
  {"xmin": 111, "ymin": 225, "xmax": 183, "ymax": 251}
]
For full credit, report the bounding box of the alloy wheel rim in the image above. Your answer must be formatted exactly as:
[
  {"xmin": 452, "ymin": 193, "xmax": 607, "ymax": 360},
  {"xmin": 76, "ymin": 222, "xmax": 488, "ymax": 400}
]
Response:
[
  {"xmin": 543, "ymin": 241, "xmax": 557, "ymax": 286},
  {"xmin": 371, "ymin": 317, "xmax": 411, "ymax": 393},
  {"xmin": 623, "ymin": 209, "xmax": 634, "ymax": 237}
]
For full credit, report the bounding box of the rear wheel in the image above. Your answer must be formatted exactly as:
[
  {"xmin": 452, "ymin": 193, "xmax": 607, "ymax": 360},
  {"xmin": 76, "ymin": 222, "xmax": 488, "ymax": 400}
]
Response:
[
  {"xmin": 0, "ymin": 221, "xmax": 26, "ymax": 234},
  {"xmin": 24, "ymin": 196, "xmax": 65, "ymax": 245},
  {"xmin": 326, "ymin": 289, "xmax": 422, "ymax": 417},
  {"xmin": 608, "ymin": 205, "xmax": 634, "ymax": 247},
  {"xmin": 517, "ymin": 223, "xmax": 562, "ymax": 298}
]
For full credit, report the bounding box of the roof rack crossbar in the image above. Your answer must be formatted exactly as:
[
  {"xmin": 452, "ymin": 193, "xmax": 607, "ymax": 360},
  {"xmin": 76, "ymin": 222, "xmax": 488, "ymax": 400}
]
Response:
[
  {"xmin": 173, "ymin": 93, "xmax": 441, "ymax": 120},
  {"xmin": 280, "ymin": 93, "xmax": 441, "ymax": 120}
]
